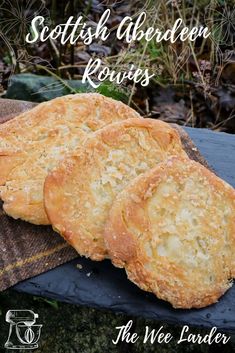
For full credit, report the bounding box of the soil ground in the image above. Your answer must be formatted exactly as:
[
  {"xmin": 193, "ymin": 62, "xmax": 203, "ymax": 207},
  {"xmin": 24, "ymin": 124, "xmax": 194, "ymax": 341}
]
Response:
[{"xmin": 0, "ymin": 290, "xmax": 234, "ymax": 353}]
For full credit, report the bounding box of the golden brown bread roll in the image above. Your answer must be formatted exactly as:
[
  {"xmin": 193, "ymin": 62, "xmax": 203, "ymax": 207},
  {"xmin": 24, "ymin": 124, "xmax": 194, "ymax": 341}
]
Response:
[
  {"xmin": 105, "ymin": 156, "xmax": 235, "ymax": 309},
  {"xmin": 44, "ymin": 118, "xmax": 187, "ymax": 260},
  {"xmin": 0, "ymin": 93, "xmax": 140, "ymax": 224}
]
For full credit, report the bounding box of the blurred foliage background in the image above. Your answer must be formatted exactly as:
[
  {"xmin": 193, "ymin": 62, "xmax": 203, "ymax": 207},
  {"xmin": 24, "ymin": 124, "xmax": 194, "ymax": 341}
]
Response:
[{"xmin": 0, "ymin": 0, "xmax": 234, "ymax": 132}]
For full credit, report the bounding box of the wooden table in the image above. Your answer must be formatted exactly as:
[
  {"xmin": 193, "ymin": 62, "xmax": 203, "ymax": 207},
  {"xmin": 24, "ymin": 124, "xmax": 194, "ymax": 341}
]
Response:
[{"xmin": 13, "ymin": 127, "xmax": 235, "ymax": 333}]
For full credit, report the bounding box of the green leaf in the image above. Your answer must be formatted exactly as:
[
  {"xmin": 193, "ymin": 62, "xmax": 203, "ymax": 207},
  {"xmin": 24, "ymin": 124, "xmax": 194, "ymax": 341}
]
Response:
[
  {"xmin": 5, "ymin": 74, "xmax": 129, "ymax": 103},
  {"xmin": 33, "ymin": 296, "xmax": 59, "ymax": 310},
  {"xmin": 96, "ymin": 82, "xmax": 128, "ymax": 103},
  {"xmin": 5, "ymin": 74, "xmax": 91, "ymax": 102}
]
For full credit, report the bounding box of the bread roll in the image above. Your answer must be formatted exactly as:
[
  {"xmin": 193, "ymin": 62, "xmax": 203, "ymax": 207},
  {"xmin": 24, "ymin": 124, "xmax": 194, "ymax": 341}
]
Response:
[
  {"xmin": 105, "ymin": 156, "xmax": 235, "ymax": 308},
  {"xmin": 44, "ymin": 119, "xmax": 187, "ymax": 260},
  {"xmin": 0, "ymin": 93, "xmax": 140, "ymax": 224}
]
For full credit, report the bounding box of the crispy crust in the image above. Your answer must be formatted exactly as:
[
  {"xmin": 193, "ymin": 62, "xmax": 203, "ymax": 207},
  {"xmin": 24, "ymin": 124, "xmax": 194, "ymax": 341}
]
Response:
[
  {"xmin": 0, "ymin": 93, "xmax": 140, "ymax": 224},
  {"xmin": 44, "ymin": 118, "xmax": 187, "ymax": 260},
  {"xmin": 104, "ymin": 156, "xmax": 235, "ymax": 309}
]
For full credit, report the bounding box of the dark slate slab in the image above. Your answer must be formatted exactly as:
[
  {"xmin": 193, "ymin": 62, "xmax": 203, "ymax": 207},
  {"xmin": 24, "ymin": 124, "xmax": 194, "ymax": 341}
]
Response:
[
  {"xmin": 14, "ymin": 127, "xmax": 235, "ymax": 332},
  {"xmin": 186, "ymin": 127, "xmax": 235, "ymax": 187}
]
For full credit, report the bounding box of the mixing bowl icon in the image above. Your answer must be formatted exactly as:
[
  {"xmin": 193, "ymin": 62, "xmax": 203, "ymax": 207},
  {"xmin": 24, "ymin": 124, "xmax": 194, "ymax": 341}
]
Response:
[
  {"xmin": 16, "ymin": 324, "xmax": 42, "ymax": 346},
  {"xmin": 5, "ymin": 310, "xmax": 43, "ymax": 349}
]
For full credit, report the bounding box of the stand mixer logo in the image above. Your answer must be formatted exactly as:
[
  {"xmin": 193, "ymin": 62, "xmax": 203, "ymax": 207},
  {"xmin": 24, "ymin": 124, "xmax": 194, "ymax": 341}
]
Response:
[{"xmin": 4, "ymin": 310, "xmax": 42, "ymax": 350}]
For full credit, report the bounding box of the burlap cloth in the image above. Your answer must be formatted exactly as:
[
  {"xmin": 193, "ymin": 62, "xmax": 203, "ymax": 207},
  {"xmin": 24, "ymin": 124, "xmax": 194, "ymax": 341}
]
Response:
[{"xmin": 0, "ymin": 99, "xmax": 211, "ymax": 291}]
